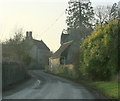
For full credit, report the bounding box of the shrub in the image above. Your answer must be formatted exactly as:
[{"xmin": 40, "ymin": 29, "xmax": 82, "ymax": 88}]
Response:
[{"xmin": 80, "ymin": 19, "xmax": 119, "ymax": 81}]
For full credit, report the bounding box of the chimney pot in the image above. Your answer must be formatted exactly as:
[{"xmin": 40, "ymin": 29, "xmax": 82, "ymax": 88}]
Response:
[
  {"xmin": 26, "ymin": 31, "xmax": 32, "ymax": 39},
  {"xmin": 26, "ymin": 31, "xmax": 28, "ymax": 38}
]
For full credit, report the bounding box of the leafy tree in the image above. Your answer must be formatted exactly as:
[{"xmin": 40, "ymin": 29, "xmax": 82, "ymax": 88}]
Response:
[
  {"xmin": 65, "ymin": 0, "xmax": 94, "ymax": 29},
  {"xmin": 80, "ymin": 19, "xmax": 119, "ymax": 81},
  {"xmin": 5, "ymin": 29, "xmax": 24, "ymax": 45},
  {"xmin": 3, "ymin": 29, "xmax": 32, "ymax": 65}
]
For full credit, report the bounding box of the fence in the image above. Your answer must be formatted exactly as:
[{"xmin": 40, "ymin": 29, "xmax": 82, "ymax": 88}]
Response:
[{"xmin": 2, "ymin": 62, "xmax": 28, "ymax": 90}]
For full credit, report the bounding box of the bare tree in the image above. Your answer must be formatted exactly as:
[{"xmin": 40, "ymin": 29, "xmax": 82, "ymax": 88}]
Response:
[
  {"xmin": 95, "ymin": 3, "xmax": 119, "ymax": 25},
  {"xmin": 95, "ymin": 6, "xmax": 111, "ymax": 25}
]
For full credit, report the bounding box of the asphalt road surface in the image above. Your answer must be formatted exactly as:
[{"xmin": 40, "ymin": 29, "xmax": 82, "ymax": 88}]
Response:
[{"xmin": 3, "ymin": 70, "xmax": 97, "ymax": 99}]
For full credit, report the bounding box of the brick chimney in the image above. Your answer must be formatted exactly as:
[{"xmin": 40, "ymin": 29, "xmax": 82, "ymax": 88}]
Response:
[{"xmin": 26, "ymin": 31, "xmax": 32, "ymax": 39}]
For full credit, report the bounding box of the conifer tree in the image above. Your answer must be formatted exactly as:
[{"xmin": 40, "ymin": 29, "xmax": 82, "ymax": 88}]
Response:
[{"xmin": 65, "ymin": 0, "xmax": 94, "ymax": 29}]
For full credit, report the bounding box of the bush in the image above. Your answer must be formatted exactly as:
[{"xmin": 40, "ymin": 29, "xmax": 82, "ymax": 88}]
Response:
[
  {"xmin": 80, "ymin": 19, "xmax": 119, "ymax": 81},
  {"xmin": 2, "ymin": 30, "xmax": 33, "ymax": 66}
]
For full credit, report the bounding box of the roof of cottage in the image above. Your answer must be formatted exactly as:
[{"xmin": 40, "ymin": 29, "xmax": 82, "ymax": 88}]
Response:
[
  {"xmin": 25, "ymin": 31, "xmax": 50, "ymax": 51},
  {"xmin": 50, "ymin": 40, "xmax": 73, "ymax": 58},
  {"xmin": 32, "ymin": 39, "xmax": 50, "ymax": 51},
  {"xmin": 24, "ymin": 38, "xmax": 50, "ymax": 51}
]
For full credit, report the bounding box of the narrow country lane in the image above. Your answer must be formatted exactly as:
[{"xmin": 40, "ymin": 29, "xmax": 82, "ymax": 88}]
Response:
[{"xmin": 3, "ymin": 70, "xmax": 97, "ymax": 99}]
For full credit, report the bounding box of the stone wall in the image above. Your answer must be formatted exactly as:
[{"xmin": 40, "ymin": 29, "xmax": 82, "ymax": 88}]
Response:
[
  {"xmin": 29, "ymin": 46, "xmax": 51, "ymax": 69},
  {"xmin": 48, "ymin": 58, "xmax": 60, "ymax": 73},
  {"xmin": 46, "ymin": 62, "xmax": 79, "ymax": 79}
]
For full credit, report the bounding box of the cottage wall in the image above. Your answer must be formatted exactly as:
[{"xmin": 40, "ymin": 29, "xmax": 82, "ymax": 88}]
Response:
[
  {"xmin": 29, "ymin": 47, "xmax": 50, "ymax": 68},
  {"xmin": 48, "ymin": 58, "xmax": 60, "ymax": 72},
  {"xmin": 38, "ymin": 49, "xmax": 50, "ymax": 67},
  {"xmin": 24, "ymin": 31, "xmax": 51, "ymax": 69},
  {"xmin": 30, "ymin": 45, "xmax": 38, "ymax": 60},
  {"xmin": 49, "ymin": 58, "xmax": 60, "ymax": 68},
  {"xmin": 67, "ymin": 42, "xmax": 80, "ymax": 66}
]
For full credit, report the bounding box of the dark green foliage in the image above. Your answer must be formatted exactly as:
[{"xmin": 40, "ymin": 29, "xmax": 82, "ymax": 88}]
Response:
[
  {"xmin": 22, "ymin": 53, "xmax": 33, "ymax": 65},
  {"xmin": 3, "ymin": 31, "xmax": 32, "ymax": 65},
  {"xmin": 80, "ymin": 19, "xmax": 119, "ymax": 81},
  {"xmin": 2, "ymin": 30, "xmax": 31, "ymax": 90},
  {"xmin": 66, "ymin": 0, "xmax": 94, "ymax": 29}
]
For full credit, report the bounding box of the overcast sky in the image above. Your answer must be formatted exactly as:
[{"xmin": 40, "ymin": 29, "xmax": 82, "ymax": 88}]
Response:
[{"xmin": 0, "ymin": 0, "xmax": 119, "ymax": 52}]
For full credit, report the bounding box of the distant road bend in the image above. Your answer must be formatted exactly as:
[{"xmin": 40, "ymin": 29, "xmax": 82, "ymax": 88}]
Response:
[{"xmin": 3, "ymin": 70, "xmax": 98, "ymax": 99}]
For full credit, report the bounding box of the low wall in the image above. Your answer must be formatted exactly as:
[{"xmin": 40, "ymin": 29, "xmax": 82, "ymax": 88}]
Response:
[
  {"xmin": 2, "ymin": 62, "xmax": 28, "ymax": 90},
  {"xmin": 46, "ymin": 64, "xmax": 79, "ymax": 79}
]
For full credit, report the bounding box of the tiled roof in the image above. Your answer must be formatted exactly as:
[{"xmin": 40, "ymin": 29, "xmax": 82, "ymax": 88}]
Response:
[
  {"xmin": 25, "ymin": 38, "xmax": 50, "ymax": 51},
  {"xmin": 32, "ymin": 39, "xmax": 50, "ymax": 51},
  {"xmin": 51, "ymin": 40, "xmax": 73, "ymax": 58}
]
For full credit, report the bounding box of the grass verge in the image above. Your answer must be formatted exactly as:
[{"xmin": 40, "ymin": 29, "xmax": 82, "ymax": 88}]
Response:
[
  {"xmin": 45, "ymin": 70, "xmax": 119, "ymax": 99},
  {"xmin": 87, "ymin": 81, "xmax": 119, "ymax": 99}
]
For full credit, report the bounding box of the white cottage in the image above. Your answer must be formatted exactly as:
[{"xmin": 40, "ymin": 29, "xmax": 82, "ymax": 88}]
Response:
[{"xmin": 24, "ymin": 31, "xmax": 51, "ymax": 69}]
